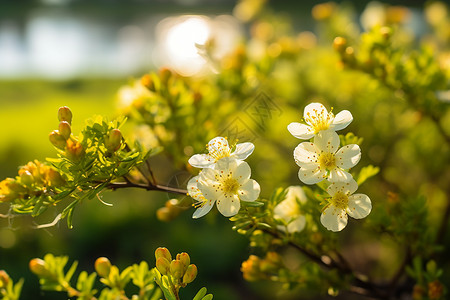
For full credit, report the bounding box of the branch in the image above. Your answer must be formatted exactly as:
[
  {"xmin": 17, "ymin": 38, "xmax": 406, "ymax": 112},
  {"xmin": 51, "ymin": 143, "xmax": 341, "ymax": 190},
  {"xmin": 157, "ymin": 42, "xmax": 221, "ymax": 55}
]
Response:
[{"xmin": 107, "ymin": 181, "xmax": 188, "ymax": 196}]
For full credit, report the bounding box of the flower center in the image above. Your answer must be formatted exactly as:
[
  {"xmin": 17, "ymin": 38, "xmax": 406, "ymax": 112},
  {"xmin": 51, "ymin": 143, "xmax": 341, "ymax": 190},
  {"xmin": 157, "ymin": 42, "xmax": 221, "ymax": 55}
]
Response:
[
  {"xmin": 207, "ymin": 139, "xmax": 231, "ymax": 161},
  {"xmin": 305, "ymin": 108, "xmax": 334, "ymax": 133},
  {"xmin": 330, "ymin": 191, "xmax": 349, "ymax": 210},
  {"xmin": 319, "ymin": 152, "xmax": 336, "ymax": 170},
  {"xmin": 222, "ymin": 178, "xmax": 240, "ymax": 195}
]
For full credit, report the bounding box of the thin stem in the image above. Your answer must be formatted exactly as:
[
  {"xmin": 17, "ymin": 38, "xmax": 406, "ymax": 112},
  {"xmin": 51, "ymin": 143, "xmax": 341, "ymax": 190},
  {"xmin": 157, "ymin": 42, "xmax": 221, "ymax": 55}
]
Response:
[{"xmin": 107, "ymin": 181, "xmax": 188, "ymax": 196}]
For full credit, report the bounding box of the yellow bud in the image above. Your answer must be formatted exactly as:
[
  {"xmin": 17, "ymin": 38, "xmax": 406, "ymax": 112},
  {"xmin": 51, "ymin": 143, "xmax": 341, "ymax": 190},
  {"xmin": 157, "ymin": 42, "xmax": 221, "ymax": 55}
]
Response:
[
  {"xmin": 159, "ymin": 67, "xmax": 172, "ymax": 85},
  {"xmin": 333, "ymin": 37, "xmax": 347, "ymax": 53},
  {"xmin": 241, "ymin": 255, "xmax": 261, "ymax": 282},
  {"xmin": 182, "ymin": 264, "xmax": 197, "ymax": 284},
  {"xmin": 312, "ymin": 2, "xmax": 336, "ymax": 20},
  {"xmin": 428, "ymin": 280, "xmax": 444, "ymax": 300},
  {"xmin": 29, "ymin": 258, "xmax": 49, "ymax": 277},
  {"xmin": 0, "ymin": 270, "xmax": 10, "ymax": 288},
  {"xmin": 105, "ymin": 129, "xmax": 122, "ymax": 152},
  {"xmin": 49, "ymin": 131, "xmax": 67, "ymax": 150},
  {"xmin": 45, "ymin": 168, "xmax": 65, "ymax": 187},
  {"xmin": 66, "ymin": 139, "xmax": 84, "ymax": 162},
  {"xmin": 58, "ymin": 106, "xmax": 73, "ymax": 125},
  {"xmin": 95, "ymin": 257, "xmax": 112, "ymax": 278},
  {"xmin": 170, "ymin": 260, "xmax": 184, "ymax": 279},
  {"xmin": 156, "ymin": 257, "xmax": 171, "ymax": 275},
  {"xmin": 155, "ymin": 247, "xmax": 172, "ymax": 262},
  {"xmin": 59, "ymin": 121, "xmax": 71, "ymax": 140},
  {"xmin": 176, "ymin": 252, "xmax": 190, "ymax": 272},
  {"xmin": 156, "ymin": 207, "xmax": 173, "ymax": 222},
  {"xmin": 20, "ymin": 170, "xmax": 35, "ymax": 186},
  {"xmin": 141, "ymin": 74, "xmax": 156, "ymax": 92}
]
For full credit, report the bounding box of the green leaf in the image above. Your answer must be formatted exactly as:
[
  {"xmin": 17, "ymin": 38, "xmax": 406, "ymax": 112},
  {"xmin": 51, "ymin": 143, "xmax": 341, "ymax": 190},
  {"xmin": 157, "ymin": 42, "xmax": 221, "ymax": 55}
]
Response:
[
  {"xmin": 193, "ymin": 287, "xmax": 207, "ymax": 300},
  {"xmin": 64, "ymin": 260, "xmax": 78, "ymax": 283},
  {"xmin": 241, "ymin": 201, "xmax": 264, "ymax": 207},
  {"xmin": 357, "ymin": 165, "xmax": 380, "ymax": 185}
]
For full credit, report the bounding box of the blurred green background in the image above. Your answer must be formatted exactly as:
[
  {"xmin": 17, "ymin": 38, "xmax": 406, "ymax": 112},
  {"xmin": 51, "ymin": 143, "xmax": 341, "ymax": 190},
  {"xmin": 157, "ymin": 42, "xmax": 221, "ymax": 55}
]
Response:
[{"xmin": 0, "ymin": 0, "xmax": 449, "ymax": 299}]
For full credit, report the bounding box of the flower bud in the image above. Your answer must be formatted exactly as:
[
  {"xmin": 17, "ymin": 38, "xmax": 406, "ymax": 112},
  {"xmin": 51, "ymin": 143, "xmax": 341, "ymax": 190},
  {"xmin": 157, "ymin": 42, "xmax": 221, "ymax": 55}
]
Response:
[
  {"xmin": 156, "ymin": 207, "xmax": 173, "ymax": 222},
  {"xmin": 29, "ymin": 258, "xmax": 49, "ymax": 277},
  {"xmin": 182, "ymin": 264, "xmax": 197, "ymax": 284},
  {"xmin": 66, "ymin": 139, "xmax": 84, "ymax": 162},
  {"xmin": 20, "ymin": 170, "xmax": 34, "ymax": 186},
  {"xmin": 241, "ymin": 255, "xmax": 261, "ymax": 282},
  {"xmin": 333, "ymin": 37, "xmax": 347, "ymax": 53},
  {"xmin": 141, "ymin": 74, "xmax": 156, "ymax": 92},
  {"xmin": 58, "ymin": 106, "xmax": 72, "ymax": 125},
  {"xmin": 170, "ymin": 260, "xmax": 184, "ymax": 279},
  {"xmin": 177, "ymin": 252, "xmax": 190, "ymax": 272},
  {"xmin": 59, "ymin": 121, "xmax": 71, "ymax": 140},
  {"xmin": 95, "ymin": 257, "xmax": 112, "ymax": 278},
  {"xmin": 49, "ymin": 131, "xmax": 67, "ymax": 150},
  {"xmin": 156, "ymin": 257, "xmax": 171, "ymax": 275},
  {"xmin": 105, "ymin": 129, "xmax": 122, "ymax": 152},
  {"xmin": 0, "ymin": 270, "xmax": 10, "ymax": 288},
  {"xmin": 155, "ymin": 247, "xmax": 172, "ymax": 262},
  {"xmin": 159, "ymin": 67, "xmax": 172, "ymax": 85},
  {"xmin": 428, "ymin": 280, "xmax": 444, "ymax": 300},
  {"xmin": 45, "ymin": 168, "xmax": 65, "ymax": 187}
]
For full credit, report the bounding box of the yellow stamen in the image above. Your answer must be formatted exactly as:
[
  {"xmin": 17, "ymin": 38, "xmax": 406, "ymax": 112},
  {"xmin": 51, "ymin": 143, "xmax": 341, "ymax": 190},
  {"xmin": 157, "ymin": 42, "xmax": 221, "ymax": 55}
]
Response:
[
  {"xmin": 304, "ymin": 107, "xmax": 334, "ymax": 133},
  {"xmin": 330, "ymin": 191, "xmax": 349, "ymax": 210},
  {"xmin": 319, "ymin": 152, "xmax": 336, "ymax": 170}
]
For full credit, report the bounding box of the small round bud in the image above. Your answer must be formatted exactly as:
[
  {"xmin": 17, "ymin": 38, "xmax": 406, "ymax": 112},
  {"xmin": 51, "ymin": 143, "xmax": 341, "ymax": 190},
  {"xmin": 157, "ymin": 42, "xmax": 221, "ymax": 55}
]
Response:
[
  {"xmin": 380, "ymin": 26, "xmax": 392, "ymax": 39},
  {"xmin": 156, "ymin": 257, "xmax": 171, "ymax": 275},
  {"xmin": 156, "ymin": 207, "xmax": 173, "ymax": 222},
  {"xmin": 49, "ymin": 131, "xmax": 67, "ymax": 150},
  {"xmin": 58, "ymin": 106, "xmax": 73, "ymax": 125},
  {"xmin": 105, "ymin": 129, "xmax": 122, "ymax": 152},
  {"xmin": 59, "ymin": 121, "xmax": 71, "ymax": 140},
  {"xmin": 155, "ymin": 247, "xmax": 172, "ymax": 262},
  {"xmin": 176, "ymin": 252, "xmax": 190, "ymax": 271},
  {"xmin": 0, "ymin": 270, "xmax": 10, "ymax": 288},
  {"xmin": 141, "ymin": 74, "xmax": 156, "ymax": 92},
  {"xmin": 29, "ymin": 258, "xmax": 49, "ymax": 277},
  {"xmin": 182, "ymin": 264, "xmax": 197, "ymax": 284},
  {"xmin": 159, "ymin": 67, "xmax": 172, "ymax": 84},
  {"xmin": 428, "ymin": 280, "xmax": 444, "ymax": 300},
  {"xmin": 20, "ymin": 170, "xmax": 34, "ymax": 186},
  {"xmin": 66, "ymin": 139, "xmax": 84, "ymax": 162},
  {"xmin": 170, "ymin": 260, "xmax": 184, "ymax": 279},
  {"xmin": 95, "ymin": 257, "xmax": 112, "ymax": 278},
  {"xmin": 333, "ymin": 37, "xmax": 347, "ymax": 53},
  {"xmin": 45, "ymin": 168, "xmax": 65, "ymax": 187}
]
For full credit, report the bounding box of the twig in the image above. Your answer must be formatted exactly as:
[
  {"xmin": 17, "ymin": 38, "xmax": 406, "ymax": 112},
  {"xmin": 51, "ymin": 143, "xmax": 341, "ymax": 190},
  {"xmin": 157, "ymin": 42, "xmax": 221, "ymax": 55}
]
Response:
[{"xmin": 107, "ymin": 181, "xmax": 188, "ymax": 196}]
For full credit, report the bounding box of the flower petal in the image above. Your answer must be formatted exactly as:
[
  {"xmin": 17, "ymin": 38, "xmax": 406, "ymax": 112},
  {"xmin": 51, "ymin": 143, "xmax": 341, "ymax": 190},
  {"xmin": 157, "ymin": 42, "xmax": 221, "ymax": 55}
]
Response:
[
  {"xmin": 293, "ymin": 142, "xmax": 319, "ymax": 168},
  {"xmin": 192, "ymin": 200, "xmax": 215, "ymax": 219},
  {"xmin": 335, "ymin": 144, "xmax": 361, "ymax": 169},
  {"xmin": 188, "ymin": 154, "xmax": 214, "ymax": 168},
  {"xmin": 215, "ymin": 157, "xmax": 237, "ymax": 172},
  {"xmin": 287, "ymin": 122, "xmax": 314, "ymax": 140},
  {"xmin": 314, "ymin": 131, "xmax": 340, "ymax": 154},
  {"xmin": 320, "ymin": 206, "xmax": 348, "ymax": 232},
  {"xmin": 287, "ymin": 215, "xmax": 306, "ymax": 233},
  {"xmin": 303, "ymin": 103, "xmax": 328, "ymax": 126},
  {"xmin": 234, "ymin": 160, "xmax": 251, "ymax": 183},
  {"xmin": 207, "ymin": 137, "xmax": 229, "ymax": 152},
  {"xmin": 216, "ymin": 194, "xmax": 241, "ymax": 217},
  {"xmin": 286, "ymin": 186, "xmax": 307, "ymax": 204},
  {"xmin": 347, "ymin": 194, "xmax": 372, "ymax": 219},
  {"xmin": 232, "ymin": 142, "xmax": 255, "ymax": 160},
  {"xmin": 187, "ymin": 176, "xmax": 203, "ymax": 201},
  {"xmin": 330, "ymin": 110, "xmax": 353, "ymax": 131},
  {"xmin": 327, "ymin": 179, "xmax": 358, "ymax": 196},
  {"xmin": 328, "ymin": 168, "xmax": 353, "ymax": 182},
  {"xmin": 238, "ymin": 179, "xmax": 260, "ymax": 202},
  {"xmin": 298, "ymin": 165, "xmax": 326, "ymax": 185}
]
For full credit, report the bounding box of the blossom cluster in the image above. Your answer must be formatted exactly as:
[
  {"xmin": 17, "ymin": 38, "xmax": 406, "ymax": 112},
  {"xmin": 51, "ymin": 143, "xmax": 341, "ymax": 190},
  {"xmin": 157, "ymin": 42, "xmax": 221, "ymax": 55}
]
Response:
[
  {"xmin": 187, "ymin": 137, "xmax": 261, "ymax": 218},
  {"xmin": 287, "ymin": 103, "xmax": 372, "ymax": 232}
]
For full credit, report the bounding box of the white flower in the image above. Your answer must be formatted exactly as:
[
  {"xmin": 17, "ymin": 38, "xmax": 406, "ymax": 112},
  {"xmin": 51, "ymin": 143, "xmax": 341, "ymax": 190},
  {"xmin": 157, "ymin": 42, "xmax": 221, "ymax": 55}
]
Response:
[
  {"xmin": 320, "ymin": 179, "xmax": 371, "ymax": 232},
  {"xmin": 294, "ymin": 131, "xmax": 361, "ymax": 184},
  {"xmin": 273, "ymin": 186, "xmax": 307, "ymax": 233},
  {"xmin": 189, "ymin": 157, "xmax": 260, "ymax": 218},
  {"xmin": 188, "ymin": 137, "xmax": 255, "ymax": 168},
  {"xmin": 288, "ymin": 102, "xmax": 353, "ymax": 140}
]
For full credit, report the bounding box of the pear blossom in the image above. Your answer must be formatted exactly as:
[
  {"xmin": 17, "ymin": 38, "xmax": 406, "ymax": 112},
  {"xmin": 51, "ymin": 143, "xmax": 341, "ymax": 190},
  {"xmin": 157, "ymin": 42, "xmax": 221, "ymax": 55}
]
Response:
[
  {"xmin": 320, "ymin": 179, "xmax": 371, "ymax": 232},
  {"xmin": 188, "ymin": 137, "xmax": 254, "ymax": 168},
  {"xmin": 288, "ymin": 102, "xmax": 353, "ymax": 140},
  {"xmin": 189, "ymin": 157, "xmax": 260, "ymax": 218},
  {"xmin": 294, "ymin": 130, "xmax": 361, "ymax": 184},
  {"xmin": 273, "ymin": 186, "xmax": 307, "ymax": 233}
]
